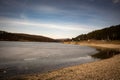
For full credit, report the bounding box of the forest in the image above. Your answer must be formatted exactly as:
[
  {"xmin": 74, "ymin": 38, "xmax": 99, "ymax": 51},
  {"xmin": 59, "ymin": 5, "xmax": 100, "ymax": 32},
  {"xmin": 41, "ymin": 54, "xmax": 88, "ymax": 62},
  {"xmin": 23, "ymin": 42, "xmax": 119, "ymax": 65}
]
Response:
[{"xmin": 73, "ymin": 25, "xmax": 120, "ymax": 41}]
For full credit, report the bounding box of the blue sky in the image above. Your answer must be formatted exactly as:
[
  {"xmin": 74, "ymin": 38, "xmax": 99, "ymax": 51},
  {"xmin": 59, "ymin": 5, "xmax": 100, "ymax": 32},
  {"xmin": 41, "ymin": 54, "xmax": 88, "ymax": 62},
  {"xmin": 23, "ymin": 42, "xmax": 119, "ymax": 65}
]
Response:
[{"xmin": 0, "ymin": 0, "xmax": 120, "ymax": 39}]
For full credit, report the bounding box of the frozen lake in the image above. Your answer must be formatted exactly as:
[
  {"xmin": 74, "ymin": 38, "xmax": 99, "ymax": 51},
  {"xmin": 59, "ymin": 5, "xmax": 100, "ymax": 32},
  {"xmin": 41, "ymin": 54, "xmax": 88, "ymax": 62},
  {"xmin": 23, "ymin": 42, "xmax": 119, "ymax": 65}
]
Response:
[{"xmin": 0, "ymin": 41, "xmax": 98, "ymax": 78}]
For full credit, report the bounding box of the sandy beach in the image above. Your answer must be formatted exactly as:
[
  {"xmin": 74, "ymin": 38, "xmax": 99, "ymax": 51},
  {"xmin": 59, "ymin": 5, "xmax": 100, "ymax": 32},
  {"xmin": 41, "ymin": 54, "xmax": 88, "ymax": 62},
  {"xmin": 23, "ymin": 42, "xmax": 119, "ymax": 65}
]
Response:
[{"xmin": 9, "ymin": 41, "xmax": 120, "ymax": 80}]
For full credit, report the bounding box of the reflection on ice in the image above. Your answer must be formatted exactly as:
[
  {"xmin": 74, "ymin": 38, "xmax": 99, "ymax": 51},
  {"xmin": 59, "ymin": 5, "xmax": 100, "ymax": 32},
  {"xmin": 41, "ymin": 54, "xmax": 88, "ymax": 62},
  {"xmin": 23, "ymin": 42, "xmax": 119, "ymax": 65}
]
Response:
[{"xmin": 0, "ymin": 41, "xmax": 98, "ymax": 78}]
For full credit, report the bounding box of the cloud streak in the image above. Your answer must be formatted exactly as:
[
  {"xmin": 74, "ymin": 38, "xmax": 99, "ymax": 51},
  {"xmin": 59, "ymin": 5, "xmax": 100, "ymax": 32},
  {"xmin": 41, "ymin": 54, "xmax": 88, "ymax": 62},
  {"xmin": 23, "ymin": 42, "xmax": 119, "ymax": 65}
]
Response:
[{"xmin": 0, "ymin": 18, "xmax": 92, "ymax": 31}]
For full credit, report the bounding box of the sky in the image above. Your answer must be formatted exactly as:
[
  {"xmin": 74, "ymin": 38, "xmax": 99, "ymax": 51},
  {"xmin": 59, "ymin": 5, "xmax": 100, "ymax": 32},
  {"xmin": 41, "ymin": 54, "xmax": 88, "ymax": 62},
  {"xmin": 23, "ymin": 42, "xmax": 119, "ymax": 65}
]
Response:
[{"xmin": 0, "ymin": 0, "xmax": 120, "ymax": 39}]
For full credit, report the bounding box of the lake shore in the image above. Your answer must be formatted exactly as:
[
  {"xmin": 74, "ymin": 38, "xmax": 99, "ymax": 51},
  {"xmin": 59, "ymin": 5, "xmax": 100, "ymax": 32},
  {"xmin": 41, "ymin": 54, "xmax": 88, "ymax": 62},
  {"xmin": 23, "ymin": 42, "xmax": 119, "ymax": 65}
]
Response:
[
  {"xmin": 64, "ymin": 40, "xmax": 120, "ymax": 49},
  {"xmin": 9, "ymin": 40, "xmax": 120, "ymax": 80}
]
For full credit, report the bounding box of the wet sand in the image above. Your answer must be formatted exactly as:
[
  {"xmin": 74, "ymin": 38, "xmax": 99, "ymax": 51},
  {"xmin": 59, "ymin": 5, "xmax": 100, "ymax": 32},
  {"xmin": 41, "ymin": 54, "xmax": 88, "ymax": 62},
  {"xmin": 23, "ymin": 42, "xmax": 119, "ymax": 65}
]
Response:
[{"xmin": 8, "ymin": 41, "xmax": 120, "ymax": 80}]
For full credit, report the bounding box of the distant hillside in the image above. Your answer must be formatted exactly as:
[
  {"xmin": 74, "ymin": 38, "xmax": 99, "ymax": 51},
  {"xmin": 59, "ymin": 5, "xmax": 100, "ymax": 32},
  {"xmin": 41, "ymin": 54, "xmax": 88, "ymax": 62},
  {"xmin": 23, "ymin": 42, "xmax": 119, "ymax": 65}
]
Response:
[
  {"xmin": 73, "ymin": 25, "xmax": 120, "ymax": 41},
  {"xmin": 56, "ymin": 38, "xmax": 71, "ymax": 42},
  {"xmin": 0, "ymin": 31, "xmax": 55, "ymax": 42}
]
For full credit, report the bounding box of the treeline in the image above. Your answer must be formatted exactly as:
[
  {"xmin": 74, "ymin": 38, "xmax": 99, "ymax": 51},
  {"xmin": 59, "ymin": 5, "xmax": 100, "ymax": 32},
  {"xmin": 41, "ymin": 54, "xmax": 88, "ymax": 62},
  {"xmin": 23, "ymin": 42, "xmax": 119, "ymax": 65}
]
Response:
[
  {"xmin": 0, "ymin": 31, "xmax": 55, "ymax": 42},
  {"xmin": 73, "ymin": 24, "xmax": 120, "ymax": 41}
]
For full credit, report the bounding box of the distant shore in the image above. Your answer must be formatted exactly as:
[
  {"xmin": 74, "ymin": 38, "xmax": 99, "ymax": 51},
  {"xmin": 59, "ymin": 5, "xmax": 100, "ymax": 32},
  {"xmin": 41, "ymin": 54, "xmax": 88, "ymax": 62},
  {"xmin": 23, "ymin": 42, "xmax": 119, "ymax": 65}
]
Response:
[
  {"xmin": 8, "ymin": 40, "xmax": 120, "ymax": 80},
  {"xmin": 64, "ymin": 40, "xmax": 120, "ymax": 49}
]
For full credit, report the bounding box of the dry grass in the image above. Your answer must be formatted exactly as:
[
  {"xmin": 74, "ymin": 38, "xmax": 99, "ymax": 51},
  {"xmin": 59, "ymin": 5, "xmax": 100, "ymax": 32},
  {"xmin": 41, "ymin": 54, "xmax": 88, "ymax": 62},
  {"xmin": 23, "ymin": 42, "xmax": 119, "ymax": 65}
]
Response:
[{"xmin": 64, "ymin": 40, "xmax": 120, "ymax": 49}]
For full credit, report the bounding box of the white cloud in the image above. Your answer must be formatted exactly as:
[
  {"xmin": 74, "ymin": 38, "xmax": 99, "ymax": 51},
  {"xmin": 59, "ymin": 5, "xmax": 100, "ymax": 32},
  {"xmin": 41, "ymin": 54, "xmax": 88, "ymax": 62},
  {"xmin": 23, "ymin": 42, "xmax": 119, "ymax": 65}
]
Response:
[
  {"xmin": 38, "ymin": 5, "xmax": 58, "ymax": 12},
  {"xmin": 29, "ymin": 5, "xmax": 62, "ymax": 14},
  {"xmin": 0, "ymin": 17, "xmax": 97, "ymax": 38},
  {"xmin": 0, "ymin": 18, "xmax": 91, "ymax": 31}
]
